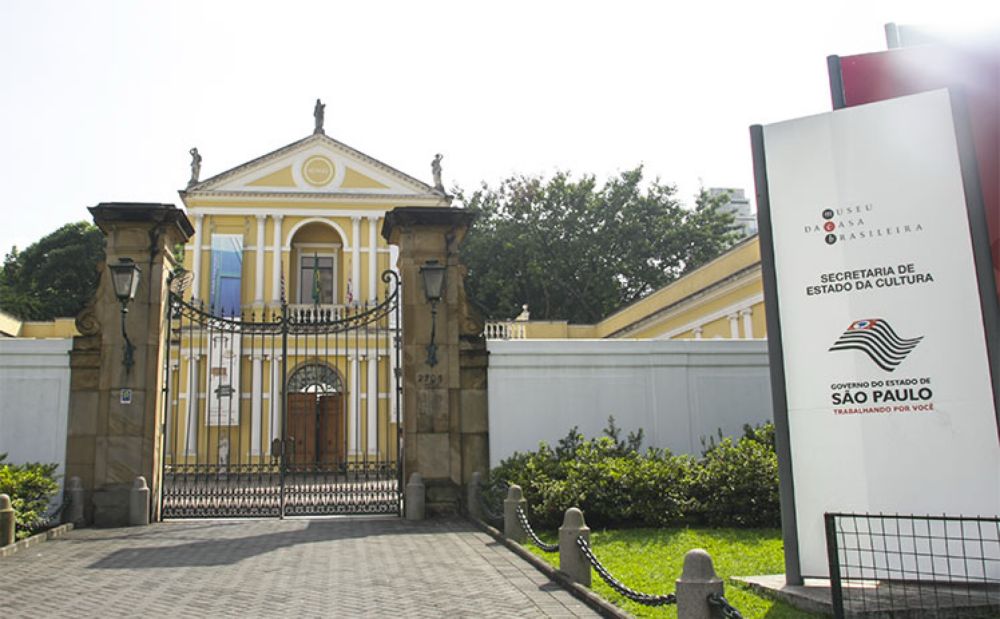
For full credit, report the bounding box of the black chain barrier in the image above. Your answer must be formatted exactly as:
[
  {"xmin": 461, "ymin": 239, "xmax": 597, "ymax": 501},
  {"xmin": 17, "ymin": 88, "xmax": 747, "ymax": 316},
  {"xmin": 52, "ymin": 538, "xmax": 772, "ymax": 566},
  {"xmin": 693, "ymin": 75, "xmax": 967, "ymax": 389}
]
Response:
[
  {"xmin": 707, "ymin": 593, "xmax": 744, "ymax": 619},
  {"xmin": 514, "ymin": 505, "xmax": 559, "ymax": 553},
  {"xmin": 575, "ymin": 536, "xmax": 677, "ymax": 607}
]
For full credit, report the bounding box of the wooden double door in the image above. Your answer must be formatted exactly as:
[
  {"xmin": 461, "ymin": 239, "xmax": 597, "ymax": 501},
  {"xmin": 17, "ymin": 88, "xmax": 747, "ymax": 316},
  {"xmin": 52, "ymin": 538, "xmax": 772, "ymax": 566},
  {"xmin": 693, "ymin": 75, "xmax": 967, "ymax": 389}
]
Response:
[{"xmin": 286, "ymin": 392, "xmax": 344, "ymax": 467}]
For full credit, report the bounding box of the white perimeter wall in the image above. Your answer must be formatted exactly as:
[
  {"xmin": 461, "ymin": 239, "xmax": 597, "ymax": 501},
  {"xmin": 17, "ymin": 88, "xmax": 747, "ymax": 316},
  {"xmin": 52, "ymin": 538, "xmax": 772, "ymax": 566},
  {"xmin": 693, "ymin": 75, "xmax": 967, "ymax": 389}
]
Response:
[
  {"xmin": 0, "ymin": 339, "xmax": 72, "ymax": 482},
  {"xmin": 487, "ymin": 339, "xmax": 773, "ymax": 466}
]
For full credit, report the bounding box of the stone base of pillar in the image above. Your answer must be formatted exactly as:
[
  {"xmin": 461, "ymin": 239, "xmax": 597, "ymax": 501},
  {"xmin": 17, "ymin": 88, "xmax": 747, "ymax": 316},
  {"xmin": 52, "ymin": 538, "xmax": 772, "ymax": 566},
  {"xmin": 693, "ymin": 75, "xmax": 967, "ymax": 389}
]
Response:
[
  {"xmin": 405, "ymin": 473, "xmax": 426, "ymax": 521},
  {"xmin": 424, "ymin": 479, "xmax": 461, "ymax": 515},
  {"xmin": 65, "ymin": 477, "xmax": 86, "ymax": 526},
  {"xmin": 129, "ymin": 477, "xmax": 150, "ymax": 526},
  {"xmin": 91, "ymin": 484, "xmax": 131, "ymax": 528}
]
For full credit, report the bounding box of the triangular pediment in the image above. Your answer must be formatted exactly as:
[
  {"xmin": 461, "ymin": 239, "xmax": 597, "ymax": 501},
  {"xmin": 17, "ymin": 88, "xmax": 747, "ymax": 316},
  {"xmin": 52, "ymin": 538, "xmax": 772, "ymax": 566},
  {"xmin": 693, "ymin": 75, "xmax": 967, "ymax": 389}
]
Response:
[{"xmin": 183, "ymin": 134, "xmax": 442, "ymax": 199}]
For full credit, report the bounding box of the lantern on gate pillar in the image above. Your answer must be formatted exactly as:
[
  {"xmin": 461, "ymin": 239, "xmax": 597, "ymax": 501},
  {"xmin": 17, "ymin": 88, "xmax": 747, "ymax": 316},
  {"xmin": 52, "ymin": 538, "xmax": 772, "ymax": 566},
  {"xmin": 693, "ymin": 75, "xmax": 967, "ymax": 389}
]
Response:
[
  {"xmin": 108, "ymin": 257, "xmax": 142, "ymax": 373},
  {"xmin": 419, "ymin": 260, "xmax": 446, "ymax": 366}
]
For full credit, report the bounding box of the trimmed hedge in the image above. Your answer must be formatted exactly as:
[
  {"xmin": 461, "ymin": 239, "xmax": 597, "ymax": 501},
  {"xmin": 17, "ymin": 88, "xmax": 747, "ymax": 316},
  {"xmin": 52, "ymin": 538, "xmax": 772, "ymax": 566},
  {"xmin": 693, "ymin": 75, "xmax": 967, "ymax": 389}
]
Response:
[
  {"xmin": 487, "ymin": 419, "xmax": 779, "ymax": 530},
  {"xmin": 0, "ymin": 454, "xmax": 59, "ymax": 541}
]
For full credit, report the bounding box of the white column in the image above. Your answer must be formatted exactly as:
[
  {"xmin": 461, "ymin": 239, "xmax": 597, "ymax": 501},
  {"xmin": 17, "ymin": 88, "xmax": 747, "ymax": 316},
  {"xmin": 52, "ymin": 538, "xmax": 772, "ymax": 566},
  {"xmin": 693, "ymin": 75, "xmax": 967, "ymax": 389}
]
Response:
[
  {"xmin": 728, "ymin": 313, "xmax": 740, "ymax": 339},
  {"xmin": 389, "ymin": 245, "xmax": 400, "ymax": 274},
  {"xmin": 367, "ymin": 355, "xmax": 378, "ymax": 454},
  {"xmin": 741, "ymin": 308, "xmax": 754, "ymax": 339},
  {"xmin": 250, "ymin": 354, "xmax": 263, "ymax": 455},
  {"xmin": 349, "ymin": 355, "xmax": 359, "ymax": 454},
  {"xmin": 254, "ymin": 215, "xmax": 266, "ymax": 305},
  {"xmin": 694, "ymin": 327, "xmax": 703, "ymax": 340},
  {"xmin": 271, "ymin": 215, "xmax": 284, "ymax": 303},
  {"xmin": 185, "ymin": 355, "xmax": 199, "ymax": 455},
  {"xmin": 268, "ymin": 354, "xmax": 281, "ymax": 455},
  {"xmin": 190, "ymin": 214, "xmax": 204, "ymax": 301},
  {"xmin": 351, "ymin": 216, "xmax": 361, "ymax": 304},
  {"xmin": 367, "ymin": 216, "xmax": 378, "ymax": 303}
]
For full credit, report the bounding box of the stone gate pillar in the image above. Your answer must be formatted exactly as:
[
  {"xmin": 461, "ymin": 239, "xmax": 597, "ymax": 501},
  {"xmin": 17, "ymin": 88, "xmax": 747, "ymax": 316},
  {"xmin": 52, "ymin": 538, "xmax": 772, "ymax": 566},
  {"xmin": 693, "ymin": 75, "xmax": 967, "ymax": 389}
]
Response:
[
  {"xmin": 382, "ymin": 207, "xmax": 489, "ymax": 514},
  {"xmin": 66, "ymin": 203, "xmax": 192, "ymax": 525}
]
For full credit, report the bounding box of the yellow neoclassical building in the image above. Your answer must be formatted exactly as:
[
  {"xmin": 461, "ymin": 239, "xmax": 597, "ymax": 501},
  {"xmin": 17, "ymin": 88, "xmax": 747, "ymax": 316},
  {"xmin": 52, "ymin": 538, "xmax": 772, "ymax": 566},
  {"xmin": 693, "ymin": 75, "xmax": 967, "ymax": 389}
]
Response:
[
  {"xmin": 181, "ymin": 131, "xmax": 449, "ymax": 311},
  {"xmin": 486, "ymin": 235, "xmax": 766, "ymax": 341},
  {"xmin": 0, "ymin": 310, "xmax": 79, "ymax": 338},
  {"xmin": 160, "ymin": 117, "xmax": 450, "ymax": 517}
]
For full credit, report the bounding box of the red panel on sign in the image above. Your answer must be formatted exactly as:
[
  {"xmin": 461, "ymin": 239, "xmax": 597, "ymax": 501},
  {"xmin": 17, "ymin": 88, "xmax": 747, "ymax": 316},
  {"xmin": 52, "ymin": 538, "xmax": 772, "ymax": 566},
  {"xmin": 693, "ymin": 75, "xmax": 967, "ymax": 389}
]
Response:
[{"xmin": 837, "ymin": 45, "xmax": 1000, "ymax": 292}]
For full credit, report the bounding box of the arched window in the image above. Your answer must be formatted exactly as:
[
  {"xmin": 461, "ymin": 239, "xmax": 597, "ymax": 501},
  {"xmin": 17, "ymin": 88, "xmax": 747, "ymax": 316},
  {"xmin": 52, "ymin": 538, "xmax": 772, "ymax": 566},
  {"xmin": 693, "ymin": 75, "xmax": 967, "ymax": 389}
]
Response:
[
  {"xmin": 288, "ymin": 221, "xmax": 343, "ymax": 306},
  {"xmin": 286, "ymin": 363, "xmax": 343, "ymax": 393}
]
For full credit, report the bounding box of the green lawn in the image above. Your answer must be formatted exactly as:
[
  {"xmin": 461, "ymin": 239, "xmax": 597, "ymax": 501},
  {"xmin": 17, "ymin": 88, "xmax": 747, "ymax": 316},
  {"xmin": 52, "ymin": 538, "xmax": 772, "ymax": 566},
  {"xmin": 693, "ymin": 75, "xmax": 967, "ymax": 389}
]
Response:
[{"xmin": 523, "ymin": 527, "xmax": 824, "ymax": 619}]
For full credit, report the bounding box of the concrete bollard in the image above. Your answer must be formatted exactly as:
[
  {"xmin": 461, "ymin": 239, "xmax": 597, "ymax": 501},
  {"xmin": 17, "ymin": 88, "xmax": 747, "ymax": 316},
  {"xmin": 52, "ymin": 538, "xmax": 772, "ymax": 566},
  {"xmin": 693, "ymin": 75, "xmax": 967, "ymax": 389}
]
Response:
[
  {"xmin": 559, "ymin": 507, "xmax": 592, "ymax": 587},
  {"xmin": 467, "ymin": 472, "xmax": 483, "ymax": 521},
  {"xmin": 675, "ymin": 548, "xmax": 724, "ymax": 619},
  {"xmin": 503, "ymin": 484, "xmax": 527, "ymax": 543},
  {"xmin": 0, "ymin": 494, "xmax": 15, "ymax": 546},
  {"xmin": 405, "ymin": 473, "xmax": 425, "ymax": 520},
  {"xmin": 128, "ymin": 476, "xmax": 150, "ymax": 526},
  {"xmin": 66, "ymin": 476, "xmax": 85, "ymax": 525}
]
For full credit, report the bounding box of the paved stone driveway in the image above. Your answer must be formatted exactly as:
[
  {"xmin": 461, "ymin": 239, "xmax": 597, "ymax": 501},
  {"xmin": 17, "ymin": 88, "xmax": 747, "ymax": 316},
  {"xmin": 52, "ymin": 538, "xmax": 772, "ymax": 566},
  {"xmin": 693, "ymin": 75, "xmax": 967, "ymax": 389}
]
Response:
[{"xmin": 0, "ymin": 516, "xmax": 600, "ymax": 618}]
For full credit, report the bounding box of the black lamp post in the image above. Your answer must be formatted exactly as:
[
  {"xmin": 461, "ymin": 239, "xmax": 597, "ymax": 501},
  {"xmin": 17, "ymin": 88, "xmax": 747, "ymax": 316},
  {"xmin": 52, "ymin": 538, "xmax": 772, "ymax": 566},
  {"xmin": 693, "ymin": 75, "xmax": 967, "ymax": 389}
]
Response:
[
  {"xmin": 420, "ymin": 260, "xmax": 446, "ymax": 367},
  {"xmin": 108, "ymin": 258, "xmax": 141, "ymax": 374}
]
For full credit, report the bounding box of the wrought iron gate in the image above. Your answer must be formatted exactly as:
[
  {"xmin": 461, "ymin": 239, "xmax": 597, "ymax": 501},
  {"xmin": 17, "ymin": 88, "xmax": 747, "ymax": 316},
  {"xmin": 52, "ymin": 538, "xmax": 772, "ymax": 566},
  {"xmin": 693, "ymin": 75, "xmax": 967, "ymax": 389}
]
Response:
[{"xmin": 160, "ymin": 271, "xmax": 402, "ymax": 518}]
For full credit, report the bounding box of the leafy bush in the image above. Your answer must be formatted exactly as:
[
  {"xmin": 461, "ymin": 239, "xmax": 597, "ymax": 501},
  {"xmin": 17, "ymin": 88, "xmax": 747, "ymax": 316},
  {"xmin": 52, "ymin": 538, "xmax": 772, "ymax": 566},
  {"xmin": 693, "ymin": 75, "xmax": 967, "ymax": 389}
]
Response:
[
  {"xmin": 0, "ymin": 454, "xmax": 60, "ymax": 541},
  {"xmin": 687, "ymin": 424, "xmax": 780, "ymax": 527},
  {"xmin": 487, "ymin": 418, "xmax": 779, "ymax": 530}
]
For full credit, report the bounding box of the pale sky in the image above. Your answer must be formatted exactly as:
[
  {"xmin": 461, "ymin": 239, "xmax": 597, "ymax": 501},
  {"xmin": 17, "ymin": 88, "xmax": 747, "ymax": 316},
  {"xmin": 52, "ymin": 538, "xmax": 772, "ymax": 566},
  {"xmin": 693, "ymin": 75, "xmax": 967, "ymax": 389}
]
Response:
[{"xmin": 1, "ymin": 0, "xmax": 995, "ymax": 253}]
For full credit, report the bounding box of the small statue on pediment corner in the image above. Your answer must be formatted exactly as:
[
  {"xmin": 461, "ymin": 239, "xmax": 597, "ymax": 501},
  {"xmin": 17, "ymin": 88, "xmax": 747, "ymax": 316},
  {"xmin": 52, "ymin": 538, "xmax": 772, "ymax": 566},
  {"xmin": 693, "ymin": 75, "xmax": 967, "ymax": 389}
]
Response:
[
  {"xmin": 431, "ymin": 153, "xmax": 444, "ymax": 192},
  {"xmin": 187, "ymin": 147, "xmax": 202, "ymax": 188}
]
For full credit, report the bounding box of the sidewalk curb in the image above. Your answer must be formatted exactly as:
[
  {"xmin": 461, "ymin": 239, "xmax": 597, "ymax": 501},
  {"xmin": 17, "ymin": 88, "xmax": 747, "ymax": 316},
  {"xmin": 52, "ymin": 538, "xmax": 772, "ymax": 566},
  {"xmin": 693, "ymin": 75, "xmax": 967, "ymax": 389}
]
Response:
[
  {"xmin": 0, "ymin": 523, "xmax": 75, "ymax": 558},
  {"xmin": 467, "ymin": 515, "xmax": 631, "ymax": 619}
]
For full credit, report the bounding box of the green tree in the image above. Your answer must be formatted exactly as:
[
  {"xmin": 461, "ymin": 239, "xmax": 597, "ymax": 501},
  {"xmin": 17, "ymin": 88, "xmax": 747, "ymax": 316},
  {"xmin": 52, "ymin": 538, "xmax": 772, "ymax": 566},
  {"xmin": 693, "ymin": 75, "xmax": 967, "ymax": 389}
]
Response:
[
  {"xmin": 458, "ymin": 168, "xmax": 740, "ymax": 323},
  {"xmin": 0, "ymin": 222, "xmax": 105, "ymax": 320}
]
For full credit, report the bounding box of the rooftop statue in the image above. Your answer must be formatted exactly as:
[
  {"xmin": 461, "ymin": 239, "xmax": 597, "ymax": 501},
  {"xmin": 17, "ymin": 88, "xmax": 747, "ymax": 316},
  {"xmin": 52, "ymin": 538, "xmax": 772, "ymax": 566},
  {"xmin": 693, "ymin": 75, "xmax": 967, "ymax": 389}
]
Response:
[
  {"xmin": 313, "ymin": 99, "xmax": 325, "ymax": 135},
  {"xmin": 431, "ymin": 153, "xmax": 444, "ymax": 192},
  {"xmin": 187, "ymin": 147, "xmax": 202, "ymax": 188}
]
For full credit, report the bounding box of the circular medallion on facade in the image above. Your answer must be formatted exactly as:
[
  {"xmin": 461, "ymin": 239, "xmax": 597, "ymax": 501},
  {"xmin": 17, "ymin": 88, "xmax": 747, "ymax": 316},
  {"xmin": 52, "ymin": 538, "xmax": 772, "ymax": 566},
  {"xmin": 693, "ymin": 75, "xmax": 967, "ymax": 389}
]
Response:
[{"xmin": 302, "ymin": 155, "xmax": 335, "ymax": 187}]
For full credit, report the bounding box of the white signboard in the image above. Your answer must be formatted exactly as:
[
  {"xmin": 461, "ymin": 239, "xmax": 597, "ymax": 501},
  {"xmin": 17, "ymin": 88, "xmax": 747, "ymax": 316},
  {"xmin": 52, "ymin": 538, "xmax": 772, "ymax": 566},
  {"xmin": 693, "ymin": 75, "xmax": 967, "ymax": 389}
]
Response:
[
  {"xmin": 758, "ymin": 89, "xmax": 1000, "ymax": 577},
  {"xmin": 206, "ymin": 330, "xmax": 241, "ymax": 426}
]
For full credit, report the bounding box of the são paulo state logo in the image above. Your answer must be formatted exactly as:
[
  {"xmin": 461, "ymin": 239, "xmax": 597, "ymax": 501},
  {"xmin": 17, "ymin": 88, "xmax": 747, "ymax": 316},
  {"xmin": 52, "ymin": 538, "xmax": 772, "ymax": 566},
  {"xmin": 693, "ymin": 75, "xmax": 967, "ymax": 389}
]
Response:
[{"xmin": 828, "ymin": 318, "xmax": 923, "ymax": 372}]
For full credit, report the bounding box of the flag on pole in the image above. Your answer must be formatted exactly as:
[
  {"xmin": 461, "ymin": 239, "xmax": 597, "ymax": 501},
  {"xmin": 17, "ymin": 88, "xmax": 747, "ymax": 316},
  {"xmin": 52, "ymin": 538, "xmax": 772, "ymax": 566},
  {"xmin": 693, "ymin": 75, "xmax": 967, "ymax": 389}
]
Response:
[{"xmin": 311, "ymin": 253, "xmax": 322, "ymax": 304}]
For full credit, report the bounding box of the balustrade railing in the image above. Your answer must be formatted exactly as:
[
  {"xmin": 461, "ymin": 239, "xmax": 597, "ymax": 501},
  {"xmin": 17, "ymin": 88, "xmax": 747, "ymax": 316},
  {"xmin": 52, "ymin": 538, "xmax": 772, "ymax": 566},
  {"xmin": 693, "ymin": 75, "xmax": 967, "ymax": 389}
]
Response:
[
  {"xmin": 484, "ymin": 321, "xmax": 527, "ymax": 340},
  {"xmin": 287, "ymin": 303, "xmax": 348, "ymax": 320}
]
